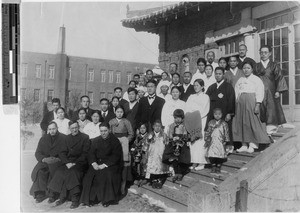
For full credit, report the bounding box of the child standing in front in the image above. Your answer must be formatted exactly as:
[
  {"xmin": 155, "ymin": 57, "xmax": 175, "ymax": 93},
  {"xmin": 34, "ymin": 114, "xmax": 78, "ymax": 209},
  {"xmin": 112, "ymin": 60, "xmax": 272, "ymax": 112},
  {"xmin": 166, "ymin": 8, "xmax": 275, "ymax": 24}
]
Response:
[
  {"xmin": 144, "ymin": 120, "xmax": 169, "ymax": 189},
  {"xmin": 130, "ymin": 123, "xmax": 150, "ymax": 187},
  {"xmin": 204, "ymin": 108, "xmax": 230, "ymax": 174},
  {"xmin": 109, "ymin": 105, "xmax": 134, "ymax": 195},
  {"xmin": 162, "ymin": 109, "xmax": 191, "ymax": 182}
]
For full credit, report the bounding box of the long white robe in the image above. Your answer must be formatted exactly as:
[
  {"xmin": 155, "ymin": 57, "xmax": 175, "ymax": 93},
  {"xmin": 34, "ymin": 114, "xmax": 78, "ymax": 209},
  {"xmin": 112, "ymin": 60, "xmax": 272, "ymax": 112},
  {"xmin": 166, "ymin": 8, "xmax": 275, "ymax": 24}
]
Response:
[
  {"xmin": 185, "ymin": 92, "xmax": 210, "ymax": 164},
  {"xmin": 161, "ymin": 98, "xmax": 186, "ymax": 133}
]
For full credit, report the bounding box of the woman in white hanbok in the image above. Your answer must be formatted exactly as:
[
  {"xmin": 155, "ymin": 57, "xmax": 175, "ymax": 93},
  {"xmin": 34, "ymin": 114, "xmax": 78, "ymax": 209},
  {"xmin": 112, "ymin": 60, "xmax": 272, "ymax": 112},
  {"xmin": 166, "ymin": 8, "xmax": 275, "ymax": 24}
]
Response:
[
  {"xmin": 185, "ymin": 79, "xmax": 210, "ymax": 170},
  {"xmin": 161, "ymin": 86, "xmax": 186, "ymax": 133},
  {"xmin": 82, "ymin": 110, "xmax": 101, "ymax": 139},
  {"xmin": 52, "ymin": 107, "xmax": 70, "ymax": 135}
]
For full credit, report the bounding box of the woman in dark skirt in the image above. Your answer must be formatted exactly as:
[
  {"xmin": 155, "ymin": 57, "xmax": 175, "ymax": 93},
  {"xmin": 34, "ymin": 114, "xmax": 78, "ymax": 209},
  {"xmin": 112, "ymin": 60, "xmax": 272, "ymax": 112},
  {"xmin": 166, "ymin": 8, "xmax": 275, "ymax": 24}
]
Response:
[
  {"xmin": 80, "ymin": 122, "xmax": 122, "ymax": 207},
  {"xmin": 233, "ymin": 62, "xmax": 270, "ymax": 153}
]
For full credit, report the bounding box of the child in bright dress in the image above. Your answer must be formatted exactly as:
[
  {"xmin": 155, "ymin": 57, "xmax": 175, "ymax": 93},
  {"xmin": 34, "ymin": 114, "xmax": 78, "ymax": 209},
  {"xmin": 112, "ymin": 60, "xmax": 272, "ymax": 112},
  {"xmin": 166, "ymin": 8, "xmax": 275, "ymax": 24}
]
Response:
[{"xmin": 204, "ymin": 108, "xmax": 230, "ymax": 174}]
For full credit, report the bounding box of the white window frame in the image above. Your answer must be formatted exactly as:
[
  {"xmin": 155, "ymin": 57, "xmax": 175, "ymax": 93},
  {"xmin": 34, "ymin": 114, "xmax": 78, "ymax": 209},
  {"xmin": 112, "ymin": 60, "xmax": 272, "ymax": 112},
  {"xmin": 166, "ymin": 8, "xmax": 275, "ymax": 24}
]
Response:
[
  {"xmin": 88, "ymin": 69, "xmax": 94, "ymax": 82},
  {"xmin": 68, "ymin": 67, "xmax": 71, "ymax": 80},
  {"xmin": 35, "ymin": 64, "xmax": 41, "ymax": 78},
  {"xmin": 47, "ymin": 90, "xmax": 54, "ymax": 102},
  {"xmin": 22, "ymin": 63, "xmax": 28, "ymax": 77},
  {"xmin": 88, "ymin": 91, "xmax": 94, "ymax": 104},
  {"xmin": 49, "ymin": 65, "xmax": 55, "ymax": 79},
  {"xmin": 101, "ymin": 70, "xmax": 106, "ymax": 83},
  {"xmin": 34, "ymin": 89, "xmax": 40, "ymax": 102},
  {"xmin": 127, "ymin": 72, "xmax": 132, "ymax": 84},
  {"xmin": 116, "ymin": 71, "xmax": 121, "ymax": 84},
  {"xmin": 109, "ymin": 70, "xmax": 114, "ymax": 83}
]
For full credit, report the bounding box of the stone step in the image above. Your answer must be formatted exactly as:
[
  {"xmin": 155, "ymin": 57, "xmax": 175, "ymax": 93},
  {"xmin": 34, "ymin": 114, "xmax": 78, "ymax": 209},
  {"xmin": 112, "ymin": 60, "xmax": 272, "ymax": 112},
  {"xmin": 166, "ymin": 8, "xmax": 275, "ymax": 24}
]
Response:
[{"xmin": 227, "ymin": 151, "xmax": 259, "ymax": 162}]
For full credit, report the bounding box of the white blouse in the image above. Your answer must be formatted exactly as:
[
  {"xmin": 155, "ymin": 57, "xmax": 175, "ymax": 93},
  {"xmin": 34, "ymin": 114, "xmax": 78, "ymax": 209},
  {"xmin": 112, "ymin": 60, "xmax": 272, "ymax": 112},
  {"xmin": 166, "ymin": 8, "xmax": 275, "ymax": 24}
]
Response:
[
  {"xmin": 203, "ymin": 76, "xmax": 216, "ymax": 91},
  {"xmin": 185, "ymin": 92, "xmax": 210, "ymax": 119},
  {"xmin": 235, "ymin": 74, "xmax": 265, "ymax": 103},
  {"xmin": 161, "ymin": 98, "xmax": 186, "ymax": 132},
  {"xmin": 158, "ymin": 93, "xmax": 172, "ymax": 102},
  {"xmin": 82, "ymin": 122, "xmax": 101, "ymax": 139},
  {"xmin": 52, "ymin": 118, "xmax": 70, "ymax": 135}
]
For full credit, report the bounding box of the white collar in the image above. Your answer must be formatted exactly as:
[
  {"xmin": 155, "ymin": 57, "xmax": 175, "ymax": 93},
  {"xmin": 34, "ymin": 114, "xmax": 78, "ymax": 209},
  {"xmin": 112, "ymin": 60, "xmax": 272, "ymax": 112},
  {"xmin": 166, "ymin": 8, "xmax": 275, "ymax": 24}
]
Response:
[
  {"xmin": 239, "ymin": 56, "xmax": 246, "ymax": 62},
  {"xmin": 216, "ymin": 79, "xmax": 224, "ymax": 88},
  {"xmin": 230, "ymin": 67, "xmax": 238, "ymax": 74},
  {"xmin": 183, "ymin": 83, "xmax": 190, "ymax": 88},
  {"xmin": 154, "ymin": 131, "xmax": 160, "ymax": 137},
  {"xmin": 261, "ymin": 59, "xmax": 270, "ymax": 68}
]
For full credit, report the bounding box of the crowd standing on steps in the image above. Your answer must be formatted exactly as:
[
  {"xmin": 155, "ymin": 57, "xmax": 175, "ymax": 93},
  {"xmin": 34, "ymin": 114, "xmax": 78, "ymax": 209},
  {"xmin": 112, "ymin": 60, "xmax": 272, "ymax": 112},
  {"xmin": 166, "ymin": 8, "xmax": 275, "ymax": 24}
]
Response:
[{"xmin": 32, "ymin": 44, "xmax": 286, "ymax": 208}]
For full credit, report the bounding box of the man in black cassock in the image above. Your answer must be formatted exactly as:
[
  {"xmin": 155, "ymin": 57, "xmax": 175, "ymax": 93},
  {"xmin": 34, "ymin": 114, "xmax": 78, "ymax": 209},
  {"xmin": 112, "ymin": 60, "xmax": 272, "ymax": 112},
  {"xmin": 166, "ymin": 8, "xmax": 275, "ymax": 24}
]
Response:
[
  {"xmin": 47, "ymin": 120, "xmax": 90, "ymax": 209},
  {"xmin": 30, "ymin": 121, "xmax": 66, "ymax": 203},
  {"xmin": 206, "ymin": 67, "xmax": 236, "ymax": 150},
  {"xmin": 80, "ymin": 122, "xmax": 122, "ymax": 207}
]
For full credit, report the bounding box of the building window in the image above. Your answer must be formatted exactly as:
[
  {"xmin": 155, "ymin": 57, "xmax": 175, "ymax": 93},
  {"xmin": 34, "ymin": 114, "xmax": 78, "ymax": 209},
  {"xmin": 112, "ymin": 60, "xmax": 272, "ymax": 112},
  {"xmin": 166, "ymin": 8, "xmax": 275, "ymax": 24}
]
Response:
[
  {"xmin": 68, "ymin": 67, "xmax": 71, "ymax": 80},
  {"xmin": 34, "ymin": 89, "xmax": 40, "ymax": 102},
  {"xmin": 49, "ymin": 65, "xmax": 55, "ymax": 79},
  {"xmin": 116, "ymin": 71, "xmax": 121, "ymax": 84},
  {"xmin": 259, "ymin": 26, "xmax": 289, "ymax": 105},
  {"xmin": 47, "ymin": 90, "xmax": 54, "ymax": 102},
  {"xmin": 88, "ymin": 91, "xmax": 94, "ymax": 104},
  {"xmin": 20, "ymin": 88, "xmax": 26, "ymax": 99},
  {"xmin": 294, "ymin": 23, "xmax": 300, "ymax": 105},
  {"xmin": 35, "ymin": 64, "xmax": 41, "ymax": 78},
  {"xmin": 127, "ymin": 72, "xmax": 132, "ymax": 84},
  {"xmin": 101, "ymin": 69, "xmax": 106, "ymax": 82},
  {"xmin": 109, "ymin": 70, "xmax": 114, "ymax": 83},
  {"xmin": 260, "ymin": 13, "xmax": 290, "ymax": 30},
  {"xmin": 107, "ymin": 92, "xmax": 113, "ymax": 101},
  {"xmin": 220, "ymin": 37, "xmax": 243, "ymax": 56},
  {"xmin": 22, "ymin": 63, "xmax": 28, "ymax": 77},
  {"xmin": 88, "ymin": 69, "xmax": 94, "ymax": 82},
  {"xmin": 100, "ymin": 92, "xmax": 106, "ymax": 99}
]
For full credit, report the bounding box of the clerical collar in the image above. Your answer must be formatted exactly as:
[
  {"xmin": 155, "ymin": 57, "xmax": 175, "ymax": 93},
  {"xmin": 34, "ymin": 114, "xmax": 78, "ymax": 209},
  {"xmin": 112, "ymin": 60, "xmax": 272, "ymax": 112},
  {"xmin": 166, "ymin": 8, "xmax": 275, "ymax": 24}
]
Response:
[{"xmin": 261, "ymin": 59, "xmax": 270, "ymax": 68}]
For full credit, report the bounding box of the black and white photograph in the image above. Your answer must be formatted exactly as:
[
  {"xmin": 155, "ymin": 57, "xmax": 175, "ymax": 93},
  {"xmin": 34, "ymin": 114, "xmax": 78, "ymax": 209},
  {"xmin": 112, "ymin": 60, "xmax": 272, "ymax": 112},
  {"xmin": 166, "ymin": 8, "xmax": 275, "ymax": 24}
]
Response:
[{"xmin": 7, "ymin": 0, "xmax": 300, "ymax": 212}]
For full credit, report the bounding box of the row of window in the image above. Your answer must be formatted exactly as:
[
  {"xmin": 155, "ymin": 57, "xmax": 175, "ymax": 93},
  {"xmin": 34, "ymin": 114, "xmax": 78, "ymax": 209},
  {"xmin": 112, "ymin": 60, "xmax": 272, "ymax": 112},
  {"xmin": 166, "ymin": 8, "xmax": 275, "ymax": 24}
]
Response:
[
  {"xmin": 22, "ymin": 64, "xmax": 133, "ymax": 84},
  {"xmin": 22, "ymin": 88, "xmax": 115, "ymax": 105}
]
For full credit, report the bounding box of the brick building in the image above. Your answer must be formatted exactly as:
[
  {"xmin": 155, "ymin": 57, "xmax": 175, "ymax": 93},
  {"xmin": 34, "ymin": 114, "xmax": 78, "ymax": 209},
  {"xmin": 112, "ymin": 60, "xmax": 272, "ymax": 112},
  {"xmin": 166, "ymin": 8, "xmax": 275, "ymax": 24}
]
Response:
[
  {"xmin": 20, "ymin": 27, "xmax": 156, "ymax": 109},
  {"xmin": 122, "ymin": 1, "xmax": 300, "ymax": 122}
]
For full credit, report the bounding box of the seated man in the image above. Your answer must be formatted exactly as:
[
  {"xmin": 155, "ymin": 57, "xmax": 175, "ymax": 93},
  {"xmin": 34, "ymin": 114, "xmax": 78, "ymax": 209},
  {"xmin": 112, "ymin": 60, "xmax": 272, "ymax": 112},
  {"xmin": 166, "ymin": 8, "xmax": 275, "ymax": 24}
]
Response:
[
  {"xmin": 30, "ymin": 121, "xmax": 66, "ymax": 203},
  {"xmin": 80, "ymin": 122, "xmax": 122, "ymax": 207},
  {"xmin": 48, "ymin": 120, "xmax": 90, "ymax": 209}
]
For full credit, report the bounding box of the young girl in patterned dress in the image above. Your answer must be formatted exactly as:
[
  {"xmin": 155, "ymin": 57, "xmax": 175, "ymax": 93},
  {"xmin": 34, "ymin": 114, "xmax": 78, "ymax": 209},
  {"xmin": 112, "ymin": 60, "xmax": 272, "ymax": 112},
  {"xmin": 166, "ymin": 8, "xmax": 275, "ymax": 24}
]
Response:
[{"xmin": 204, "ymin": 108, "xmax": 230, "ymax": 173}]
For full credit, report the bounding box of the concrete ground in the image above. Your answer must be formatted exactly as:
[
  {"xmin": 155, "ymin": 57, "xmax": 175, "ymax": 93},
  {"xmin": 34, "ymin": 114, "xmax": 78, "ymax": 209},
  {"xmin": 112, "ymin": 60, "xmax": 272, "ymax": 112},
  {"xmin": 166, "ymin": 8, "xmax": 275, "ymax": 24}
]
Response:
[{"xmin": 21, "ymin": 125, "xmax": 167, "ymax": 212}]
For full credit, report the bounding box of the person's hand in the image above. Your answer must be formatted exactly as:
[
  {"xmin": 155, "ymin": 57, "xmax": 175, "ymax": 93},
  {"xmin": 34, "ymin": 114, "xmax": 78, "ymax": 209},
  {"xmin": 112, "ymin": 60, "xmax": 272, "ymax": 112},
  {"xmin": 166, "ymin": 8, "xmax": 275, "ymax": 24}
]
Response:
[
  {"xmin": 92, "ymin": 162, "xmax": 99, "ymax": 170},
  {"xmin": 98, "ymin": 164, "xmax": 107, "ymax": 170},
  {"xmin": 173, "ymin": 136, "xmax": 180, "ymax": 141},
  {"xmin": 225, "ymin": 114, "xmax": 231, "ymax": 122},
  {"xmin": 186, "ymin": 142, "xmax": 191, "ymax": 147},
  {"xmin": 66, "ymin": 163, "xmax": 75, "ymax": 169},
  {"xmin": 254, "ymin": 104, "xmax": 260, "ymax": 115},
  {"xmin": 42, "ymin": 157, "xmax": 60, "ymax": 164},
  {"xmin": 274, "ymin": 92, "xmax": 280, "ymax": 99}
]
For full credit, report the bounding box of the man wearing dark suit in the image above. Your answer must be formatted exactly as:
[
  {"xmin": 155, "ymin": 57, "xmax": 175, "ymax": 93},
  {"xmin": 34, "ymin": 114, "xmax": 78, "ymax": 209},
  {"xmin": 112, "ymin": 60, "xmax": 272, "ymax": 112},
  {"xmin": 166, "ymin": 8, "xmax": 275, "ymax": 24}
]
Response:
[
  {"xmin": 40, "ymin": 98, "xmax": 61, "ymax": 134},
  {"xmin": 179, "ymin": 71, "xmax": 195, "ymax": 102},
  {"xmin": 71, "ymin": 95, "xmax": 94, "ymax": 121},
  {"xmin": 237, "ymin": 44, "xmax": 256, "ymax": 70},
  {"xmin": 30, "ymin": 121, "xmax": 66, "ymax": 203},
  {"xmin": 124, "ymin": 87, "xmax": 139, "ymax": 132},
  {"xmin": 99, "ymin": 98, "xmax": 115, "ymax": 123},
  {"xmin": 136, "ymin": 79, "xmax": 165, "ymax": 130},
  {"xmin": 112, "ymin": 87, "xmax": 128, "ymax": 108}
]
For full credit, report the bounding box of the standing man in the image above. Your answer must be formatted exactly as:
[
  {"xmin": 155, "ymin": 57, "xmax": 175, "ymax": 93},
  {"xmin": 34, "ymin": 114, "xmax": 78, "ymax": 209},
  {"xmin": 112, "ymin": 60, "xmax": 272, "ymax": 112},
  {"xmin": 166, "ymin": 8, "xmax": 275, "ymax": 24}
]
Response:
[
  {"xmin": 206, "ymin": 51, "xmax": 218, "ymax": 71},
  {"xmin": 206, "ymin": 67, "xmax": 236, "ymax": 152},
  {"xmin": 48, "ymin": 120, "xmax": 90, "ymax": 209},
  {"xmin": 99, "ymin": 98, "xmax": 115, "ymax": 123},
  {"xmin": 254, "ymin": 45, "xmax": 288, "ymax": 134},
  {"xmin": 133, "ymin": 74, "xmax": 140, "ymax": 84},
  {"xmin": 113, "ymin": 87, "xmax": 128, "ymax": 108},
  {"xmin": 136, "ymin": 79, "xmax": 165, "ymax": 130},
  {"xmin": 71, "ymin": 96, "xmax": 94, "ymax": 121},
  {"xmin": 224, "ymin": 56, "xmax": 245, "ymax": 88},
  {"xmin": 40, "ymin": 98, "xmax": 61, "ymax": 134},
  {"xmin": 169, "ymin": 62, "xmax": 178, "ymax": 79},
  {"xmin": 124, "ymin": 88, "xmax": 139, "ymax": 132},
  {"xmin": 145, "ymin": 69, "xmax": 154, "ymax": 82},
  {"xmin": 179, "ymin": 72, "xmax": 195, "ymax": 102},
  {"xmin": 30, "ymin": 121, "xmax": 66, "ymax": 203},
  {"xmin": 237, "ymin": 44, "xmax": 256, "ymax": 70}
]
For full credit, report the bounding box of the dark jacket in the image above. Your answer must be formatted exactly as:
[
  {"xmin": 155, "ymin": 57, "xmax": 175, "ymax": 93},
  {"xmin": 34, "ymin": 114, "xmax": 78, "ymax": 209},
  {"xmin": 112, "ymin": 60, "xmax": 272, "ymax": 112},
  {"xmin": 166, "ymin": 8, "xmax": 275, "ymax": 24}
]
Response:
[
  {"xmin": 99, "ymin": 110, "xmax": 116, "ymax": 123},
  {"xmin": 179, "ymin": 84, "xmax": 195, "ymax": 102},
  {"xmin": 237, "ymin": 57, "xmax": 256, "ymax": 70},
  {"xmin": 136, "ymin": 96, "xmax": 165, "ymax": 128},
  {"xmin": 124, "ymin": 101, "xmax": 139, "ymax": 131},
  {"xmin": 40, "ymin": 111, "xmax": 55, "ymax": 132}
]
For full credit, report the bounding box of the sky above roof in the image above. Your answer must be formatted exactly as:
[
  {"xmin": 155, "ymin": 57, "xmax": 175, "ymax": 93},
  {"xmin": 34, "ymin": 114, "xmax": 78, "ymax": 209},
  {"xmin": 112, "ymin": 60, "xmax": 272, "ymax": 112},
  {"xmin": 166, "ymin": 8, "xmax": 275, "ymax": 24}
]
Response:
[{"xmin": 21, "ymin": 2, "xmax": 175, "ymax": 64}]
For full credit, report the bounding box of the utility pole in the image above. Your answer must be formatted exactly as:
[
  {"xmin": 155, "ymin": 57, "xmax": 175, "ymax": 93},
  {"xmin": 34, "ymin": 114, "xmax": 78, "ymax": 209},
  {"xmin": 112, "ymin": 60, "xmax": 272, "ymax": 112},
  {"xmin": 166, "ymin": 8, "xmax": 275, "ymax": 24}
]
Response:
[
  {"xmin": 84, "ymin": 63, "xmax": 88, "ymax": 95},
  {"xmin": 43, "ymin": 60, "xmax": 47, "ymax": 102}
]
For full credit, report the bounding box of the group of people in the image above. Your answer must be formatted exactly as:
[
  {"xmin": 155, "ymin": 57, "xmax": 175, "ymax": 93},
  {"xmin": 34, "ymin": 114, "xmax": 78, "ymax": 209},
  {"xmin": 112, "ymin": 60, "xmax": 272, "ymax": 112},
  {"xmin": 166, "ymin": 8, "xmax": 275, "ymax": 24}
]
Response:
[{"xmin": 30, "ymin": 44, "xmax": 288, "ymax": 209}]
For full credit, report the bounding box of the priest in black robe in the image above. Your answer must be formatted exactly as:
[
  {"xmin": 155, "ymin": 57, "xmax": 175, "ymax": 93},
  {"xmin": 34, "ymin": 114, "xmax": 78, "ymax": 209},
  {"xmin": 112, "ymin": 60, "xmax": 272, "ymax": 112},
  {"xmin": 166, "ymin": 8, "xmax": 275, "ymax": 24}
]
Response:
[
  {"xmin": 206, "ymin": 67, "xmax": 235, "ymax": 145},
  {"xmin": 47, "ymin": 120, "xmax": 90, "ymax": 209},
  {"xmin": 30, "ymin": 121, "xmax": 66, "ymax": 203},
  {"xmin": 80, "ymin": 122, "xmax": 123, "ymax": 207}
]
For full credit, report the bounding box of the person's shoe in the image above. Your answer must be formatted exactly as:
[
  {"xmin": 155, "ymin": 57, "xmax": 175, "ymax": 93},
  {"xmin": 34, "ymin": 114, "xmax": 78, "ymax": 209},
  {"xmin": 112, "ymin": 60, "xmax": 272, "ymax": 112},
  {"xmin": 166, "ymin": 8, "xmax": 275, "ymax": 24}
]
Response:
[
  {"xmin": 237, "ymin": 146, "xmax": 248, "ymax": 153},
  {"xmin": 210, "ymin": 166, "xmax": 216, "ymax": 174},
  {"xmin": 35, "ymin": 195, "xmax": 47, "ymax": 203},
  {"xmin": 247, "ymin": 146, "xmax": 254, "ymax": 153},
  {"xmin": 55, "ymin": 198, "xmax": 66, "ymax": 206},
  {"xmin": 70, "ymin": 201, "xmax": 79, "ymax": 209},
  {"xmin": 102, "ymin": 202, "xmax": 110, "ymax": 207},
  {"xmin": 194, "ymin": 165, "xmax": 205, "ymax": 171},
  {"xmin": 138, "ymin": 179, "xmax": 148, "ymax": 187},
  {"xmin": 48, "ymin": 197, "xmax": 57, "ymax": 204},
  {"xmin": 177, "ymin": 174, "xmax": 183, "ymax": 181},
  {"xmin": 172, "ymin": 175, "xmax": 178, "ymax": 183},
  {"xmin": 215, "ymin": 167, "xmax": 221, "ymax": 174},
  {"xmin": 189, "ymin": 166, "xmax": 194, "ymax": 170},
  {"xmin": 226, "ymin": 145, "xmax": 234, "ymax": 154}
]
